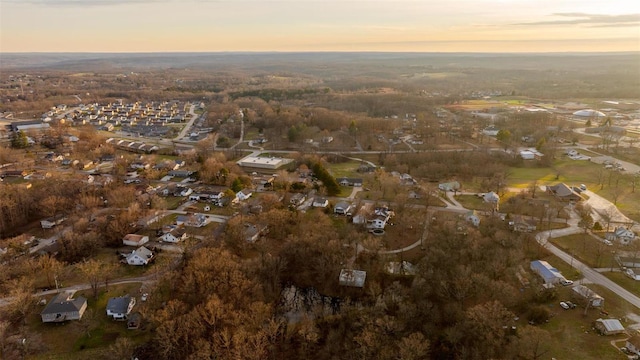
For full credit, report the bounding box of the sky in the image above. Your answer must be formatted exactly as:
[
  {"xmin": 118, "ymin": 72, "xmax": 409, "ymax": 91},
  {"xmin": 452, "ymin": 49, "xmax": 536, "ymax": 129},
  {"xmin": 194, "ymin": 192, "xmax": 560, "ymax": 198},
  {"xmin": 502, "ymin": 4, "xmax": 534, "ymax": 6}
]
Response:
[{"xmin": 1, "ymin": 0, "xmax": 639, "ymax": 53}]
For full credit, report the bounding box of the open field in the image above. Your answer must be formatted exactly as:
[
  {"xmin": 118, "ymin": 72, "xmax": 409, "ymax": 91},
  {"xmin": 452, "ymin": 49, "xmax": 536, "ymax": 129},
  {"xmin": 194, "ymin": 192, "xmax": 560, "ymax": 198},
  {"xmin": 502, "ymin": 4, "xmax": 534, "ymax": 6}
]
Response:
[
  {"xmin": 30, "ymin": 283, "xmax": 151, "ymax": 359},
  {"xmin": 551, "ymin": 233, "xmax": 616, "ymax": 269},
  {"xmin": 603, "ymin": 271, "xmax": 640, "ymax": 298},
  {"xmin": 508, "ymin": 159, "xmax": 640, "ymax": 222}
]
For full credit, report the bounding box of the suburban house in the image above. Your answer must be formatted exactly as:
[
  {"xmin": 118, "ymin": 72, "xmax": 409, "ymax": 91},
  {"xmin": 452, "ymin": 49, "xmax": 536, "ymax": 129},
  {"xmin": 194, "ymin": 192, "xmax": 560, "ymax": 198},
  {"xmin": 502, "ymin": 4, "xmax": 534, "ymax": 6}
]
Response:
[
  {"xmin": 312, "ymin": 197, "xmax": 329, "ymax": 208},
  {"xmin": 509, "ymin": 216, "xmax": 537, "ymax": 233},
  {"xmin": 339, "ymin": 269, "xmax": 367, "ymax": 288},
  {"xmin": 594, "ymin": 318, "xmax": 625, "ymax": 336},
  {"xmin": 572, "ymin": 285, "xmax": 604, "ymax": 307},
  {"xmin": 520, "ymin": 148, "xmax": 543, "ymax": 160},
  {"xmin": 547, "ymin": 183, "xmax": 584, "ymax": 202},
  {"xmin": 336, "ymin": 177, "xmax": 363, "ymax": 187},
  {"xmin": 40, "ymin": 291, "xmax": 87, "ymax": 323},
  {"xmin": 40, "ymin": 215, "xmax": 67, "ymax": 229},
  {"xmin": 122, "ymin": 234, "xmax": 149, "ymax": 247},
  {"xmin": 168, "ymin": 170, "xmax": 193, "ymax": 178},
  {"xmin": 160, "ymin": 227, "xmax": 187, "ymax": 243},
  {"xmin": 483, "ymin": 191, "xmax": 500, "ymax": 210},
  {"xmin": 626, "ymin": 334, "xmax": 640, "ymax": 356},
  {"xmin": 438, "ymin": 181, "xmax": 460, "ymax": 192},
  {"xmin": 465, "ymin": 210, "xmax": 480, "ymax": 227},
  {"xmin": 367, "ymin": 207, "xmax": 394, "ymax": 230},
  {"xmin": 176, "ymin": 214, "xmax": 207, "ymax": 228},
  {"xmin": 626, "ymin": 268, "xmax": 640, "ymax": 281},
  {"xmin": 125, "ymin": 246, "xmax": 154, "ymax": 266},
  {"xmin": 334, "ymin": 201, "xmax": 353, "ymax": 216},
  {"xmin": 235, "ymin": 189, "xmax": 253, "ymax": 202},
  {"xmin": 530, "ymin": 260, "xmax": 565, "ymax": 286},
  {"xmin": 244, "ymin": 223, "xmax": 268, "ymax": 243},
  {"xmin": 616, "ymin": 256, "xmax": 640, "ymax": 268},
  {"xmin": 606, "ymin": 227, "xmax": 636, "ymax": 245},
  {"xmin": 106, "ymin": 295, "xmax": 136, "ymax": 320}
]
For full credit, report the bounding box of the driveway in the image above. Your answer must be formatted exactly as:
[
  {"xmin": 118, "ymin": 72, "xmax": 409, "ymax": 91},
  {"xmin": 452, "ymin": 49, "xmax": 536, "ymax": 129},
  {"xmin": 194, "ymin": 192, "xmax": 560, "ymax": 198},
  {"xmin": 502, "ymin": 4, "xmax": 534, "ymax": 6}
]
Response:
[{"xmin": 583, "ymin": 190, "xmax": 640, "ymax": 231}]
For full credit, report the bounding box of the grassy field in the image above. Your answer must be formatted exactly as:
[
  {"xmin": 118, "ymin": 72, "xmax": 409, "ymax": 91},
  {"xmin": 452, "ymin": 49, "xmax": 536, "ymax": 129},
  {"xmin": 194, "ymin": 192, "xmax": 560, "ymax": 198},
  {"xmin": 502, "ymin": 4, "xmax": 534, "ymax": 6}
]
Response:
[
  {"xmin": 551, "ymin": 233, "xmax": 617, "ymax": 269},
  {"xmin": 326, "ymin": 160, "xmax": 363, "ymax": 178},
  {"xmin": 507, "ymin": 158, "xmax": 640, "ymax": 222},
  {"xmin": 523, "ymin": 253, "xmax": 629, "ymax": 359},
  {"xmin": 30, "ymin": 283, "xmax": 151, "ymax": 359},
  {"xmin": 603, "ymin": 271, "xmax": 640, "ymax": 298}
]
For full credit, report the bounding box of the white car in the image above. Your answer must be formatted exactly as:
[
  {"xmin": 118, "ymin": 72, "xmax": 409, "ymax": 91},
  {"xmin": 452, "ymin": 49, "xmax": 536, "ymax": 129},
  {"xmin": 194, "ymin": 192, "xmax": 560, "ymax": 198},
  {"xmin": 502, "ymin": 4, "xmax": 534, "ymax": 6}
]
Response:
[
  {"xmin": 560, "ymin": 302, "xmax": 570, "ymax": 310},
  {"xmin": 560, "ymin": 279, "xmax": 574, "ymax": 286},
  {"xmin": 141, "ymin": 293, "xmax": 149, "ymax": 302}
]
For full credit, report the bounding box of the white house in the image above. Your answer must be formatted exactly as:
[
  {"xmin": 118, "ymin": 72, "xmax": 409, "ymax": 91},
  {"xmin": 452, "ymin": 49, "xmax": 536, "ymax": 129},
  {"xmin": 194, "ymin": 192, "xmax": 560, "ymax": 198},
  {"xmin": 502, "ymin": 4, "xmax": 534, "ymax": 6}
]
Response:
[
  {"xmin": 161, "ymin": 227, "xmax": 187, "ymax": 243},
  {"xmin": 40, "ymin": 215, "xmax": 67, "ymax": 229},
  {"xmin": 625, "ymin": 268, "xmax": 640, "ymax": 281},
  {"xmin": 126, "ymin": 246, "xmax": 154, "ymax": 266},
  {"xmin": 106, "ymin": 295, "xmax": 136, "ymax": 320},
  {"xmin": 626, "ymin": 334, "xmax": 640, "ymax": 356},
  {"xmin": 176, "ymin": 214, "xmax": 207, "ymax": 227},
  {"xmin": 334, "ymin": 201, "xmax": 352, "ymax": 215},
  {"xmin": 236, "ymin": 189, "xmax": 253, "ymax": 202},
  {"xmin": 367, "ymin": 207, "xmax": 393, "ymax": 229},
  {"xmin": 122, "ymin": 234, "xmax": 149, "ymax": 247},
  {"xmin": 438, "ymin": 181, "xmax": 460, "ymax": 192},
  {"xmin": 606, "ymin": 227, "xmax": 636, "ymax": 245},
  {"xmin": 312, "ymin": 197, "xmax": 329, "ymax": 208}
]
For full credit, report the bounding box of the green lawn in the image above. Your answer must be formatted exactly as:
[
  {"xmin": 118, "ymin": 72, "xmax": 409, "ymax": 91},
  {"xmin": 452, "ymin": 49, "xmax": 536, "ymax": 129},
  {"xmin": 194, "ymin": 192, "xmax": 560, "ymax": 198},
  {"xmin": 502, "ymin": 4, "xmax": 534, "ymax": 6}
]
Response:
[
  {"xmin": 551, "ymin": 234, "xmax": 617, "ymax": 269},
  {"xmin": 326, "ymin": 161, "xmax": 363, "ymax": 178},
  {"xmin": 603, "ymin": 271, "xmax": 640, "ymax": 298},
  {"xmin": 507, "ymin": 159, "xmax": 640, "ymax": 222},
  {"xmin": 30, "ymin": 284, "xmax": 151, "ymax": 359},
  {"xmin": 452, "ymin": 194, "xmax": 491, "ymax": 210}
]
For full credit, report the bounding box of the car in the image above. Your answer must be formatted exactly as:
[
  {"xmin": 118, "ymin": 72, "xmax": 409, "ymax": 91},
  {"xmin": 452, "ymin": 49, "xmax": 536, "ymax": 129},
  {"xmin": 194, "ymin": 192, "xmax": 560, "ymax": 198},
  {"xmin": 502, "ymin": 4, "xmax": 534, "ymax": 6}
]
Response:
[
  {"xmin": 580, "ymin": 184, "xmax": 587, "ymax": 191},
  {"xmin": 559, "ymin": 302, "xmax": 570, "ymax": 310},
  {"xmin": 560, "ymin": 279, "xmax": 574, "ymax": 286},
  {"xmin": 141, "ymin": 293, "xmax": 149, "ymax": 302},
  {"xmin": 604, "ymin": 240, "xmax": 613, "ymax": 246},
  {"xmin": 565, "ymin": 301, "xmax": 577, "ymax": 309}
]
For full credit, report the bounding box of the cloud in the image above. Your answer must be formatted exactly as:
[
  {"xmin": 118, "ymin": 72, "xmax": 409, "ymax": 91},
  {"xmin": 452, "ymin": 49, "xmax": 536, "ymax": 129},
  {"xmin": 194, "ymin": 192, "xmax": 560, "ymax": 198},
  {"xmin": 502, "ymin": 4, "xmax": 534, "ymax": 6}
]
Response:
[
  {"xmin": 4, "ymin": 0, "xmax": 163, "ymax": 5},
  {"xmin": 514, "ymin": 13, "xmax": 640, "ymax": 27}
]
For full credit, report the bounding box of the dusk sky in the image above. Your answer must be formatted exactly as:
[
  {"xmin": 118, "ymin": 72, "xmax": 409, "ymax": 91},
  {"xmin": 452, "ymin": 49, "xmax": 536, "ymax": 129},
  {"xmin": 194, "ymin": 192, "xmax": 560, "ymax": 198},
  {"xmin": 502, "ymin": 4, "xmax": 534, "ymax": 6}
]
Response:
[{"xmin": 1, "ymin": 0, "xmax": 639, "ymax": 53}]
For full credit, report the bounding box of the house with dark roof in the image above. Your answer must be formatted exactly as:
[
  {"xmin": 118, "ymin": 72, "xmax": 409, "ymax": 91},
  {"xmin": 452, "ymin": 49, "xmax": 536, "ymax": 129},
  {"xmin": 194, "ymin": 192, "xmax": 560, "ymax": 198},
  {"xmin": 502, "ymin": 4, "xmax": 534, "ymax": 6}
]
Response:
[
  {"xmin": 106, "ymin": 295, "xmax": 136, "ymax": 320},
  {"xmin": 41, "ymin": 292, "xmax": 87, "ymax": 323},
  {"xmin": 547, "ymin": 183, "xmax": 584, "ymax": 202}
]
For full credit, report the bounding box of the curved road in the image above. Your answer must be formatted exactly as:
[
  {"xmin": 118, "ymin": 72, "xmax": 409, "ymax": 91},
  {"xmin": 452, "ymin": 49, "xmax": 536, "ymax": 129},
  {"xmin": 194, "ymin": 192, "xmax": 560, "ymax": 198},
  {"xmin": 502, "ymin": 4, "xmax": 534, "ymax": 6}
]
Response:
[{"xmin": 536, "ymin": 208, "xmax": 640, "ymax": 309}]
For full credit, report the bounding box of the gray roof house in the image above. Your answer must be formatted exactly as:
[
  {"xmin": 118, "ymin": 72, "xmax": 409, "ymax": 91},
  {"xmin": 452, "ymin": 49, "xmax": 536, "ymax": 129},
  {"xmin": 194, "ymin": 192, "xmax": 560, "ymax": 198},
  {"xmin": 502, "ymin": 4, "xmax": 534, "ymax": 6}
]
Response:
[
  {"xmin": 106, "ymin": 295, "xmax": 136, "ymax": 320},
  {"xmin": 334, "ymin": 201, "xmax": 353, "ymax": 215},
  {"xmin": 126, "ymin": 246, "xmax": 154, "ymax": 266},
  {"xmin": 41, "ymin": 291, "xmax": 88, "ymax": 323}
]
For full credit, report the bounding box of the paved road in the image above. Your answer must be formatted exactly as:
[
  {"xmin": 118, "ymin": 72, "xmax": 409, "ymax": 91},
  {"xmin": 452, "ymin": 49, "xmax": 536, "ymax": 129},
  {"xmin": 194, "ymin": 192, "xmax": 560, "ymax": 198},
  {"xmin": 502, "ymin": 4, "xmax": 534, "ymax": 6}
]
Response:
[
  {"xmin": 536, "ymin": 208, "xmax": 640, "ymax": 309},
  {"xmin": 174, "ymin": 104, "xmax": 199, "ymax": 141}
]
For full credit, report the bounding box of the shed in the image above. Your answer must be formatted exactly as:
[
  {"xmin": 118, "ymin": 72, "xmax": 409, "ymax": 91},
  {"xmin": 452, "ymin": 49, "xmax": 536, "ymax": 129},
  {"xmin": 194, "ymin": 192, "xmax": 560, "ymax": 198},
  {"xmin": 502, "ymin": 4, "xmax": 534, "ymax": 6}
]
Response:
[
  {"xmin": 594, "ymin": 318, "xmax": 625, "ymax": 335},
  {"xmin": 572, "ymin": 284, "xmax": 604, "ymax": 307},
  {"xmin": 339, "ymin": 269, "xmax": 367, "ymax": 288}
]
